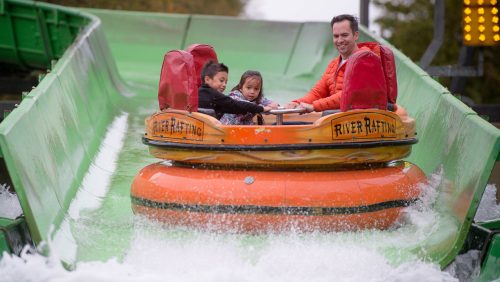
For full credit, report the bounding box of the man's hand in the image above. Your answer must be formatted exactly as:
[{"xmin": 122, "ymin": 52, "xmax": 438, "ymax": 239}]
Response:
[
  {"xmin": 284, "ymin": 101, "xmax": 299, "ymax": 109},
  {"xmin": 299, "ymin": 102, "xmax": 314, "ymax": 113}
]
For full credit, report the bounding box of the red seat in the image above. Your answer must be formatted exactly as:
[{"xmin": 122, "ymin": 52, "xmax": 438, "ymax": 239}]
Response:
[
  {"xmin": 157, "ymin": 44, "xmax": 218, "ymax": 112},
  {"xmin": 340, "ymin": 43, "xmax": 398, "ymax": 111},
  {"xmin": 340, "ymin": 50, "xmax": 388, "ymax": 111},
  {"xmin": 157, "ymin": 50, "xmax": 197, "ymax": 111},
  {"xmin": 186, "ymin": 44, "xmax": 218, "ymax": 91},
  {"xmin": 380, "ymin": 45, "xmax": 397, "ymax": 104}
]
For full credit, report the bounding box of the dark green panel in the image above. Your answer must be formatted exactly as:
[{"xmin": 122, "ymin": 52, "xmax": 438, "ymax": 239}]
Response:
[
  {"xmin": 0, "ymin": 0, "xmax": 87, "ymax": 69},
  {"xmin": 478, "ymin": 234, "xmax": 500, "ymax": 282}
]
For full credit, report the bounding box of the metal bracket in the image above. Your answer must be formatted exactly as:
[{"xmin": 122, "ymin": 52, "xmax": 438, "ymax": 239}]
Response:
[
  {"xmin": 419, "ymin": 0, "xmax": 444, "ymax": 69},
  {"xmin": 360, "ymin": 0, "xmax": 370, "ymax": 28}
]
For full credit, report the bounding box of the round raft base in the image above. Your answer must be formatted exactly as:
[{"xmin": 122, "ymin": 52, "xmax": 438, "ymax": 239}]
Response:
[{"xmin": 131, "ymin": 161, "xmax": 427, "ymax": 232}]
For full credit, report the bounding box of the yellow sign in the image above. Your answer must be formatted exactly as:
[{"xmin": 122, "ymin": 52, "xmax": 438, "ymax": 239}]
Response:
[
  {"xmin": 463, "ymin": 0, "xmax": 500, "ymax": 46},
  {"xmin": 330, "ymin": 112, "xmax": 397, "ymax": 140},
  {"xmin": 150, "ymin": 113, "xmax": 205, "ymax": 141}
]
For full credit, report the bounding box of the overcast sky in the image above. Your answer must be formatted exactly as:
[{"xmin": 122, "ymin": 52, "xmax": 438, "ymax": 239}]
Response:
[{"xmin": 244, "ymin": 0, "xmax": 381, "ymax": 34}]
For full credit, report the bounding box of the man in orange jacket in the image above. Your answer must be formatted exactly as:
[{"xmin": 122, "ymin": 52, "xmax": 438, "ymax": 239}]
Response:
[{"xmin": 285, "ymin": 14, "xmax": 370, "ymax": 112}]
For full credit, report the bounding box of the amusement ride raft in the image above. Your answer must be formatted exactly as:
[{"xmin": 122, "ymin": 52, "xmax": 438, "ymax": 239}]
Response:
[{"xmin": 130, "ymin": 44, "xmax": 427, "ymax": 232}]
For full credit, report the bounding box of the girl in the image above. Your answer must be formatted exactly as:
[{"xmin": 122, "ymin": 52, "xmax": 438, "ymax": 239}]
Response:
[{"xmin": 220, "ymin": 70, "xmax": 278, "ymax": 125}]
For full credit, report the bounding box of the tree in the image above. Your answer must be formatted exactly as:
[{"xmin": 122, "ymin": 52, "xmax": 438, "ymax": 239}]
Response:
[
  {"xmin": 373, "ymin": 0, "xmax": 500, "ymax": 104},
  {"xmin": 40, "ymin": 0, "xmax": 246, "ymax": 17}
]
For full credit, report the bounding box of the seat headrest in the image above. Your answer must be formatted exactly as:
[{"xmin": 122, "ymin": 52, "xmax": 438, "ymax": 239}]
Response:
[
  {"xmin": 157, "ymin": 44, "xmax": 219, "ymax": 112},
  {"xmin": 186, "ymin": 44, "xmax": 218, "ymax": 90}
]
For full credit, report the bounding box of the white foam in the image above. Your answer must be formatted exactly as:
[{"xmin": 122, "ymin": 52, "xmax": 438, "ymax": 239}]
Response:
[
  {"xmin": 474, "ymin": 184, "xmax": 500, "ymax": 222},
  {"xmin": 51, "ymin": 113, "xmax": 129, "ymax": 263},
  {"xmin": 67, "ymin": 113, "xmax": 129, "ymax": 220},
  {"xmin": 445, "ymin": 250, "xmax": 481, "ymax": 282},
  {"xmin": 0, "ymin": 170, "xmax": 460, "ymax": 282},
  {"xmin": 0, "ymin": 226, "xmax": 458, "ymax": 282},
  {"xmin": 1, "ymin": 150, "xmax": 499, "ymax": 281},
  {"xmin": 0, "ymin": 184, "xmax": 22, "ymax": 219}
]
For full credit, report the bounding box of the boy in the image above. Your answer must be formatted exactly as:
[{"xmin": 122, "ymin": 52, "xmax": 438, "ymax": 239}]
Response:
[{"xmin": 198, "ymin": 61, "xmax": 272, "ymax": 119}]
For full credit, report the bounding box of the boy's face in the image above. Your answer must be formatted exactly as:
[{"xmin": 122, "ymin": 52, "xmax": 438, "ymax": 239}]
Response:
[{"xmin": 204, "ymin": 71, "xmax": 228, "ymax": 93}]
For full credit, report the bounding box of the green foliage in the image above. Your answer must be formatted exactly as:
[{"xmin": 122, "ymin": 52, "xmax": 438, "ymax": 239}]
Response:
[
  {"xmin": 373, "ymin": 0, "xmax": 500, "ymax": 103},
  {"xmin": 39, "ymin": 0, "xmax": 246, "ymax": 16}
]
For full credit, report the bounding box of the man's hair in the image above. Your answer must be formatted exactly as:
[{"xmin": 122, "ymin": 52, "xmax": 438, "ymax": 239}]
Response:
[
  {"xmin": 330, "ymin": 14, "xmax": 359, "ymax": 33},
  {"xmin": 201, "ymin": 60, "xmax": 228, "ymax": 82}
]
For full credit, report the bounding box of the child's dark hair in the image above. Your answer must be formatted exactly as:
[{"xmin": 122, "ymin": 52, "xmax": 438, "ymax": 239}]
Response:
[
  {"xmin": 231, "ymin": 70, "xmax": 264, "ymax": 104},
  {"xmin": 201, "ymin": 60, "xmax": 228, "ymax": 82}
]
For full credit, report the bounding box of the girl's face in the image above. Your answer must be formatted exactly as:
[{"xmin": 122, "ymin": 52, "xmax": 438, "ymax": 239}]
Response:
[{"xmin": 240, "ymin": 77, "xmax": 261, "ymax": 101}]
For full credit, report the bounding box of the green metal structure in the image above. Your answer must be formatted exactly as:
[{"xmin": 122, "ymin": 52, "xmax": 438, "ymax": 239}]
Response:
[
  {"xmin": 478, "ymin": 220, "xmax": 500, "ymax": 281},
  {"xmin": 0, "ymin": 0, "xmax": 499, "ymax": 277}
]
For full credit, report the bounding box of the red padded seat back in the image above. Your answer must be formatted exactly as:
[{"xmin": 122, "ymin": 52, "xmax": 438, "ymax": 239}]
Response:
[
  {"xmin": 186, "ymin": 44, "xmax": 218, "ymax": 90},
  {"xmin": 340, "ymin": 50, "xmax": 388, "ymax": 111},
  {"xmin": 379, "ymin": 45, "xmax": 397, "ymax": 104},
  {"xmin": 158, "ymin": 50, "xmax": 198, "ymax": 111},
  {"xmin": 357, "ymin": 42, "xmax": 398, "ymax": 105}
]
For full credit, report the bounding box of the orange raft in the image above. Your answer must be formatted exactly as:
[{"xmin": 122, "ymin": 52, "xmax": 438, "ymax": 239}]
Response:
[
  {"xmin": 131, "ymin": 108, "xmax": 426, "ymax": 232},
  {"xmin": 131, "ymin": 161, "xmax": 425, "ymax": 232},
  {"xmin": 142, "ymin": 108, "xmax": 418, "ymax": 168}
]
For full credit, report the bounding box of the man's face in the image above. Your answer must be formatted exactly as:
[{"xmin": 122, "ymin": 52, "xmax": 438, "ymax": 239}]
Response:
[{"xmin": 332, "ymin": 20, "xmax": 359, "ymax": 59}]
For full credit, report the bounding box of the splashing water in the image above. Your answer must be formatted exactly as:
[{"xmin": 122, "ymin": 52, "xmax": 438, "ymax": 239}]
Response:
[
  {"xmin": 0, "ymin": 220, "xmax": 459, "ymax": 282},
  {"xmin": 0, "ymin": 170, "xmax": 468, "ymax": 282},
  {"xmin": 0, "ymin": 184, "xmax": 22, "ymax": 219},
  {"xmin": 474, "ymin": 184, "xmax": 500, "ymax": 222}
]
